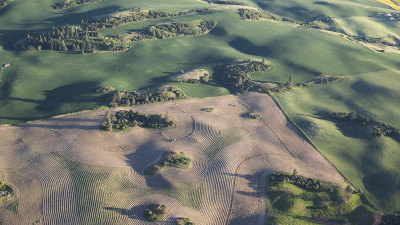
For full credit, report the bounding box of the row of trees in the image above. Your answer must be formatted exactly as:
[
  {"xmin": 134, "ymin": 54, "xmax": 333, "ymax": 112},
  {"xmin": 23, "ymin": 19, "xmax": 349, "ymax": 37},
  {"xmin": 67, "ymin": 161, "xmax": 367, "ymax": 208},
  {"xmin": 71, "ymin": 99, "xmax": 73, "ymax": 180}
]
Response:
[
  {"xmin": 109, "ymin": 87, "xmax": 187, "ymax": 107},
  {"xmin": 54, "ymin": 0, "xmax": 101, "ymax": 10}
]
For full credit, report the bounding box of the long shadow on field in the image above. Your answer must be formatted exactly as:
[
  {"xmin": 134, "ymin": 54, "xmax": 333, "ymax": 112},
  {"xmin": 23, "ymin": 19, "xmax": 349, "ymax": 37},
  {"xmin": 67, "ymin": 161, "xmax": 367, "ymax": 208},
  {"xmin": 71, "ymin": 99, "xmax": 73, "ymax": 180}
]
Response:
[
  {"xmin": 125, "ymin": 142, "xmax": 172, "ymax": 189},
  {"xmin": 36, "ymin": 81, "xmax": 103, "ymax": 112},
  {"xmin": 104, "ymin": 207, "xmax": 128, "ymax": 215},
  {"xmin": 224, "ymin": 171, "xmax": 266, "ymax": 197},
  {"xmin": 104, "ymin": 204, "xmax": 148, "ymax": 221},
  {"xmin": 229, "ymin": 214, "xmax": 261, "ymax": 225},
  {"xmin": 47, "ymin": 6, "xmax": 121, "ymax": 27},
  {"xmin": 228, "ymin": 38, "xmax": 275, "ymax": 58}
]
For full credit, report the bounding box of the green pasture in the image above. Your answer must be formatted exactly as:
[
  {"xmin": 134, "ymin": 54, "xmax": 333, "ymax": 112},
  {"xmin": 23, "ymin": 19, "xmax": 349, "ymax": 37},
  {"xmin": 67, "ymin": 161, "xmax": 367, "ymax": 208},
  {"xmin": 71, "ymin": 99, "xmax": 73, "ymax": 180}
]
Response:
[{"xmin": 275, "ymin": 70, "xmax": 400, "ymax": 213}]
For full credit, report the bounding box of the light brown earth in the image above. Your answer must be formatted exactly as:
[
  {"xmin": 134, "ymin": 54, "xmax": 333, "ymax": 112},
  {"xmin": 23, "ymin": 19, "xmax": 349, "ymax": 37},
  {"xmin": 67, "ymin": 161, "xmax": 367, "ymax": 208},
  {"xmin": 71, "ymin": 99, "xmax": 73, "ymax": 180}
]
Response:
[{"xmin": 0, "ymin": 93, "xmax": 343, "ymax": 225}]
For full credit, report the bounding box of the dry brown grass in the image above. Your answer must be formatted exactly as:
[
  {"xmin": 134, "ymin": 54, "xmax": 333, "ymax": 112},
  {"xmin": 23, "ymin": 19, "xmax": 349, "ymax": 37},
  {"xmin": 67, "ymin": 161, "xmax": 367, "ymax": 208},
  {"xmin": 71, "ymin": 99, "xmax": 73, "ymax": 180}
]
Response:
[{"xmin": 0, "ymin": 93, "xmax": 342, "ymax": 224}]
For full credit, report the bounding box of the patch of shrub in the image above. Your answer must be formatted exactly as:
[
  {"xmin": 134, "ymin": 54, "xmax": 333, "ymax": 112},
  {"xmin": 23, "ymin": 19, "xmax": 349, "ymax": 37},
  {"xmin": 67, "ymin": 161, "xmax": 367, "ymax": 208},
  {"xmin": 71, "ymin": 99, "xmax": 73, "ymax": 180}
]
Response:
[
  {"xmin": 201, "ymin": 107, "xmax": 214, "ymax": 112},
  {"xmin": 238, "ymin": 8, "xmax": 281, "ymax": 21},
  {"xmin": 131, "ymin": 20, "xmax": 217, "ymax": 41},
  {"xmin": 176, "ymin": 217, "xmax": 195, "ymax": 225},
  {"xmin": 0, "ymin": 180, "xmax": 14, "ymax": 203},
  {"xmin": 100, "ymin": 110, "xmax": 175, "ymax": 131},
  {"xmin": 328, "ymin": 111, "xmax": 400, "ymax": 138},
  {"xmin": 145, "ymin": 152, "xmax": 192, "ymax": 175},
  {"xmin": 143, "ymin": 204, "xmax": 167, "ymax": 222},
  {"xmin": 244, "ymin": 112, "xmax": 261, "ymax": 120}
]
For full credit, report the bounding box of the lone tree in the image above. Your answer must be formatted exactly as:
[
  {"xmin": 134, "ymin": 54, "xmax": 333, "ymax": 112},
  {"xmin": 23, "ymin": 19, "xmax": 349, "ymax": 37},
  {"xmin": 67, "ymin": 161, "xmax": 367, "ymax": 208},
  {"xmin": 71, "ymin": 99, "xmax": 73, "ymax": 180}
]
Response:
[
  {"xmin": 261, "ymin": 58, "xmax": 266, "ymax": 65},
  {"xmin": 286, "ymin": 75, "xmax": 294, "ymax": 90},
  {"xmin": 105, "ymin": 110, "xmax": 113, "ymax": 132}
]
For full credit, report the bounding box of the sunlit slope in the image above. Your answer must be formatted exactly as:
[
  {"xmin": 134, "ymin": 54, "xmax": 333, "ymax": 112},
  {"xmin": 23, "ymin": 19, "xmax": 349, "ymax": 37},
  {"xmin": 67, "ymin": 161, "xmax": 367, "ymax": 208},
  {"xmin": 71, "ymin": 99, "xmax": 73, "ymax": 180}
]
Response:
[
  {"xmin": 375, "ymin": 0, "xmax": 400, "ymax": 10},
  {"xmin": 275, "ymin": 70, "xmax": 400, "ymax": 213},
  {"xmin": 249, "ymin": 0, "xmax": 390, "ymax": 22}
]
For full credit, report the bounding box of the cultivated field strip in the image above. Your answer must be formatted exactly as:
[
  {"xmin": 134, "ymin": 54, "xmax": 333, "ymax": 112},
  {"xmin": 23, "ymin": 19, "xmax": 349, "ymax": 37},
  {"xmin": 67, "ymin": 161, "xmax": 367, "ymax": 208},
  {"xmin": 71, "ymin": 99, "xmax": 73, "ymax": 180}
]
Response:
[
  {"xmin": 25, "ymin": 155, "xmax": 79, "ymax": 225},
  {"xmin": 8, "ymin": 172, "xmax": 44, "ymax": 225}
]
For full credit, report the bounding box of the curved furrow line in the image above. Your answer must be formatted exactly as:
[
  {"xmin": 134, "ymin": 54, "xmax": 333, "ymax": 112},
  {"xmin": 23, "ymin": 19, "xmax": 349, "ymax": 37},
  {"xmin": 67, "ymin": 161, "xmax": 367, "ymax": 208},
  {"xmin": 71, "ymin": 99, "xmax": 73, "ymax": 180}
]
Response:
[
  {"xmin": 246, "ymin": 126, "xmax": 287, "ymax": 153},
  {"xmin": 122, "ymin": 166, "xmax": 146, "ymax": 187},
  {"xmin": 181, "ymin": 135, "xmax": 210, "ymax": 179}
]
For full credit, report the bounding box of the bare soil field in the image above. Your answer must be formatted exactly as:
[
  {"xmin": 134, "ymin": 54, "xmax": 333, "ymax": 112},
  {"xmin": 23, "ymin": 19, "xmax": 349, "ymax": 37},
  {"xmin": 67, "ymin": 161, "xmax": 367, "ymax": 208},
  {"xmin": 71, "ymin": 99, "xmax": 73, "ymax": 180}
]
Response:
[{"xmin": 0, "ymin": 93, "xmax": 343, "ymax": 225}]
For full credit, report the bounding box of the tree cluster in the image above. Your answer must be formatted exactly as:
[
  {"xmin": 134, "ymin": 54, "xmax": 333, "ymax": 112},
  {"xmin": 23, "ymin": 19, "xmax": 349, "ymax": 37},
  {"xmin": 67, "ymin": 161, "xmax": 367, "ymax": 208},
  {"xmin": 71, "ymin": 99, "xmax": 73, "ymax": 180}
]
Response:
[
  {"xmin": 328, "ymin": 111, "xmax": 400, "ymax": 138},
  {"xmin": 18, "ymin": 9, "xmax": 211, "ymax": 52},
  {"xmin": 100, "ymin": 110, "xmax": 175, "ymax": 131},
  {"xmin": 143, "ymin": 204, "xmax": 167, "ymax": 222},
  {"xmin": 109, "ymin": 87, "xmax": 187, "ymax": 107},
  {"xmin": 54, "ymin": 0, "xmax": 101, "ymax": 10},
  {"xmin": 18, "ymin": 25, "xmax": 127, "ymax": 52},
  {"xmin": 269, "ymin": 172, "xmax": 334, "ymax": 192},
  {"xmin": 297, "ymin": 75, "xmax": 344, "ymax": 87},
  {"xmin": 132, "ymin": 20, "xmax": 217, "ymax": 41},
  {"xmin": 207, "ymin": 0, "xmax": 246, "ymax": 5},
  {"xmin": 222, "ymin": 61, "xmax": 271, "ymax": 93}
]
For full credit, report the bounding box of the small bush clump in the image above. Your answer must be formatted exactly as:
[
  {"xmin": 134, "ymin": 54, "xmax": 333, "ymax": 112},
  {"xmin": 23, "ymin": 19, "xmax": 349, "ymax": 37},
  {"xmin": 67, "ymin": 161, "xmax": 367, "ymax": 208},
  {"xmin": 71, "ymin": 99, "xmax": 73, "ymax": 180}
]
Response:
[
  {"xmin": 245, "ymin": 112, "xmax": 261, "ymax": 120},
  {"xmin": 143, "ymin": 204, "xmax": 167, "ymax": 222},
  {"xmin": 201, "ymin": 107, "xmax": 214, "ymax": 112},
  {"xmin": 145, "ymin": 152, "xmax": 192, "ymax": 175},
  {"xmin": 176, "ymin": 217, "xmax": 195, "ymax": 225},
  {"xmin": 0, "ymin": 180, "xmax": 14, "ymax": 203}
]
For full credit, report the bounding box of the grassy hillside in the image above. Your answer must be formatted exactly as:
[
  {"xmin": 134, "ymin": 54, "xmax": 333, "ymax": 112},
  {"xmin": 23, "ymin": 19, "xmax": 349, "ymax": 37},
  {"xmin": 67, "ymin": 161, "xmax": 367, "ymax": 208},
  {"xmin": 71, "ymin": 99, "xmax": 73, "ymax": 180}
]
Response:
[
  {"xmin": 274, "ymin": 70, "xmax": 400, "ymax": 213},
  {"xmin": 3, "ymin": 6, "xmax": 400, "ymax": 124}
]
